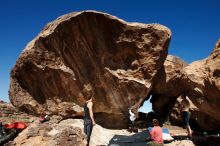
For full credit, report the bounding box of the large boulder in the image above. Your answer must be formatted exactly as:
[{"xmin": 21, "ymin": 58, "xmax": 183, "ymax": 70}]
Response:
[
  {"xmin": 9, "ymin": 11, "xmax": 171, "ymax": 128},
  {"xmin": 151, "ymin": 55, "xmax": 188, "ymax": 119},
  {"xmin": 179, "ymin": 39, "xmax": 220, "ymax": 131},
  {"xmin": 151, "ymin": 40, "xmax": 220, "ymax": 131}
]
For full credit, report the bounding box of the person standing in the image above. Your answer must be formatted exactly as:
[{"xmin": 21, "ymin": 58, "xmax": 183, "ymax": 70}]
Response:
[
  {"xmin": 179, "ymin": 94, "xmax": 192, "ymax": 137},
  {"xmin": 84, "ymin": 94, "xmax": 96, "ymax": 146}
]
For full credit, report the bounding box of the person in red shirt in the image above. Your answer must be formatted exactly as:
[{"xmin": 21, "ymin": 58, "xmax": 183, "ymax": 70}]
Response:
[{"xmin": 147, "ymin": 119, "xmax": 164, "ymax": 146}]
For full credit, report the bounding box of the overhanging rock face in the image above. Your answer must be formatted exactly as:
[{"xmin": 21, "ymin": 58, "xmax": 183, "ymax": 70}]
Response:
[
  {"xmin": 151, "ymin": 55, "xmax": 188, "ymax": 119},
  {"xmin": 9, "ymin": 11, "xmax": 171, "ymax": 128}
]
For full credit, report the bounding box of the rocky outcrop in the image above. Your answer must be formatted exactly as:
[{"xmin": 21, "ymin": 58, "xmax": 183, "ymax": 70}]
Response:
[
  {"xmin": 5, "ymin": 118, "xmax": 196, "ymax": 146},
  {"xmin": 6, "ymin": 119, "xmax": 87, "ymax": 146},
  {"xmin": 8, "ymin": 9, "xmax": 220, "ymax": 131},
  {"xmin": 151, "ymin": 55, "xmax": 188, "ymax": 119},
  {"xmin": 170, "ymin": 96, "xmax": 220, "ymax": 132},
  {"xmin": 9, "ymin": 11, "xmax": 171, "ymax": 128},
  {"xmin": 151, "ymin": 40, "xmax": 220, "ymax": 131},
  {"xmin": 0, "ymin": 102, "xmax": 36, "ymax": 125},
  {"xmin": 4, "ymin": 116, "xmax": 220, "ymax": 146},
  {"xmin": 178, "ymin": 39, "xmax": 220, "ymax": 131}
]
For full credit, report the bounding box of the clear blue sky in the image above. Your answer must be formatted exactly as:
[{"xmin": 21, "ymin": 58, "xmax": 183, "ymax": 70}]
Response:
[{"xmin": 0, "ymin": 1, "xmax": 220, "ymax": 107}]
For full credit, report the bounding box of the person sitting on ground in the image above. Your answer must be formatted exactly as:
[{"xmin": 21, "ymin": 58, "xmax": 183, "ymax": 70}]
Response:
[{"xmin": 147, "ymin": 119, "xmax": 164, "ymax": 146}]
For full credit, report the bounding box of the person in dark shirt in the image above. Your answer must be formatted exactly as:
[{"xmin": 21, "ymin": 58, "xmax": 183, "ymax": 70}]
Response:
[{"xmin": 84, "ymin": 93, "xmax": 96, "ymax": 146}]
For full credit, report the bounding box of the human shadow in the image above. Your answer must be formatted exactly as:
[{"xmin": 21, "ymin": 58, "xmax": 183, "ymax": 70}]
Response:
[
  {"xmin": 191, "ymin": 135, "xmax": 220, "ymax": 146},
  {"xmin": 108, "ymin": 130, "xmax": 150, "ymax": 146},
  {"xmin": 173, "ymin": 134, "xmax": 220, "ymax": 146}
]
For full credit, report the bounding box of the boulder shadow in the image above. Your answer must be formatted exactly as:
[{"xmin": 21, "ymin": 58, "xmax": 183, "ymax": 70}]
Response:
[{"xmin": 108, "ymin": 130, "xmax": 150, "ymax": 146}]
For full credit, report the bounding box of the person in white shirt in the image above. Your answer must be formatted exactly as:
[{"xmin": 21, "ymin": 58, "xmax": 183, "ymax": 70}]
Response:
[
  {"xmin": 129, "ymin": 108, "xmax": 136, "ymax": 123},
  {"xmin": 128, "ymin": 108, "xmax": 137, "ymax": 132}
]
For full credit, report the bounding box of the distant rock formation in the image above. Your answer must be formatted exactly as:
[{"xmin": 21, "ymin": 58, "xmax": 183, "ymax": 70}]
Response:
[
  {"xmin": 0, "ymin": 102, "xmax": 36, "ymax": 124},
  {"xmin": 9, "ymin": 11, "xmax": 171, "ymax": 128}
]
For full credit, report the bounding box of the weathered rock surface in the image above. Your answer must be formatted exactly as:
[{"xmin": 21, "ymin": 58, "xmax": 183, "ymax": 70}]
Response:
[
  {"xmin": 4, "ymin": 118, "xmax": 196, "ymax": 146},
  {"xmin": 181, "ymin": 39, "xmax": 220, "ymax": 131},
  {"xmin": 178, "ymin": 39, "xmax": 220, "ymax": 131},
  {"xmin": 151, "ymin": 55, "xmax": 188, "ymax": 119},
  {"xmin": 8, "ymin": 9, "xmax": 220, "ymax": 131},
  {"xmin": 9, "ymin": 10, "xmax": 171, "ymax": 128},
  {"xmin": 151, "ymin": 40, "xmax": 220, "ymax": 131},
  {"xmin": 0, "ymin": 102, "xmax": 36, "ymax": 125},
  {"xmin": 170, "ymin": 96, "xmax": 220, "ymax": 132},
  {"xmin": 1, "ymin": 101, "xmax": 218, "ymax": 146},
  {"xmin": 6, "ymin": 119, "xmax": 86, "ymax": 146}
]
